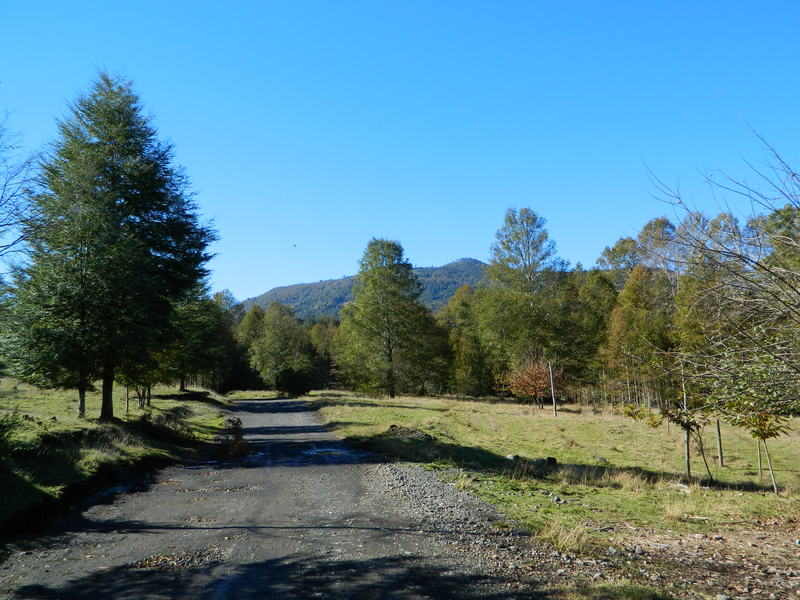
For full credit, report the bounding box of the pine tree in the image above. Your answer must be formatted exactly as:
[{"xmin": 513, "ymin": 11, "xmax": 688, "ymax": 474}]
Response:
[{"xmin": 6, "ymin": 73, "xmax": 213, "ymax": 419}]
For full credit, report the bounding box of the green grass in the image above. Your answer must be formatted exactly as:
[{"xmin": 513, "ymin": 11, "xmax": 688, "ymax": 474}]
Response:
[
  {"xmin": 307, "ymin": 391, "xmax": 800, "ymax": 544},
  {"xmin": 551, "ymin": 581, "xmax": 674, "ymax": 600},
  {"xmin": 0, "ymin": 378, "xmax": 226, "ymax": 529}
]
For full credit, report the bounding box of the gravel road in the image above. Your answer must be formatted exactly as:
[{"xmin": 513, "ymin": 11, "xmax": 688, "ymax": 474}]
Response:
[{"xmin": 0, "ymin": 397, "xmax": 562, "ymax": 599}]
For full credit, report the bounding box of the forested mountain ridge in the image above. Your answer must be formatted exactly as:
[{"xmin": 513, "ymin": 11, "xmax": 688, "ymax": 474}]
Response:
[{"xmin": 241, "ymin": 258, "xmax": 486, "ymax": 319}]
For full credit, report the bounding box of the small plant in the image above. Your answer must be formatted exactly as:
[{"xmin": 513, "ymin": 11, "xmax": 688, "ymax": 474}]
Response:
[
  {"xmin": 454, "ymin": 473, "xmax": 475, "ymax": 491},
  {"xmin": 537, "ymin": 514, "xmax": 591, "ymax": 553},
  {"xmin": 137, "ymin": 407, "xmax": 195, "ymax": 441},
  {"xmin": 218, "ymin": 416, "xmax": 247, "ymax": 457}
]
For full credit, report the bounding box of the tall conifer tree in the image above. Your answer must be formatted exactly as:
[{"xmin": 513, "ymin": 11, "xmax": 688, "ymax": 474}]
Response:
[
  {"xmin": 335, "ymin": 239, "xmax": 446, "ymax": 397},
  {"xmin": 6, "ymin": 73, "xmax": 213, "ymax": 419}
]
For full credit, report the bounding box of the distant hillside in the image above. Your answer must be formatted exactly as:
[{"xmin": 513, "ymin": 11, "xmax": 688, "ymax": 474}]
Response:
[{"xmin": 241, "ymin": 258, "xmax": 486, "ymax": 320}]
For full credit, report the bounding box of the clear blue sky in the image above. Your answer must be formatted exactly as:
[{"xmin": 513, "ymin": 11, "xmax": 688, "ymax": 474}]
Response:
[{"xmin": 2, "ymin": 1, "xmax": 799, "ymax": 300}]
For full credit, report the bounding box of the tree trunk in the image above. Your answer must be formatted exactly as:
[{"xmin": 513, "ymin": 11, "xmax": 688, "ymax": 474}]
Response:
[
  {"xmin": 695, "ymin": 430, "xmax": 714, "ymax": 482},
  {"xmin": 100, "ymin": 364, "xmax": 115, "ymax": 421},
  {"xmin": 756, "ymin": 438, "xmax": 763, "ymax": 478},
  {"xmin": 179, "ymin": 375, "xmax": 186, "ymax": 392},
  {"xmin": 77, "ymin": 376, "xmax": 87, "ymax": 420},
  {"xmin": 548, "ymin": 360, "xmax": 557, "ymax": 417},
  {"xmin": 125, "ymin": 386, "xmax": 130, "ymax": 416},
  {"xmin": 683, "ymin": 427, "xmax": 692, "ymax": 482},
  {"xmin": 680, "ymin": 368, "xmax": 691, "ymax": 482},
  {"xmin": 762, "ymin": 438, "xmax": 779, "ymax": 495},
  {"xmin": 146, "ymin": 385, "xmax": 151, "ymax": 407},
  {"xmin": 386, "ymin": 347, "xmax": 396, "ymax": 398},
  {"xmin": 625, "ymin": 365, "xmax": 631, "ymax": 403},
  {"xmin": 715, "ymin": 419, "xmax": 724, "ymax": 467}
]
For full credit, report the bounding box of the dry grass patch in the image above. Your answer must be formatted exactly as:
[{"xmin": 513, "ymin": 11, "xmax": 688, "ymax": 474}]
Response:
[
  {"xmin": 537, "ymin": 514, "xmax": 592, "ymax": 553},
  {"xmin": 599, "ymin": 470, "xmax": 649, "ymax": 492},
  {"xmin": 453, "ymin": 473, "xmax": 475, "ymax": 491}
]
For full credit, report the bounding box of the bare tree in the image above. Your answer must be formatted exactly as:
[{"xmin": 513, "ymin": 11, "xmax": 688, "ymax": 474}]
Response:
[
  {"xmin": 650, "ymin": 137, "xmax": 800, "ymax": 491},
  {"xmin": 0, "ymin": 118, "xmax": 35, "ymax": 256}
]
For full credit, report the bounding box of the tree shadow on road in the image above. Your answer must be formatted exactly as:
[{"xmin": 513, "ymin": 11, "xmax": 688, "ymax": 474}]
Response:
[
  {"xmin": 13, "ymin": 552, "xmax": 548, "ymax": 599},
  {"xmin": 12, "ymin": 551, "xmax": 675, "ymax": 599}
]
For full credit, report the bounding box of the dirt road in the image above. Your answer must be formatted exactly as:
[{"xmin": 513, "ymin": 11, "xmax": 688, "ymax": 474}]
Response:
[{"xmin": 0, "ymin": 397, "xmax": 547, "ymax": 599}]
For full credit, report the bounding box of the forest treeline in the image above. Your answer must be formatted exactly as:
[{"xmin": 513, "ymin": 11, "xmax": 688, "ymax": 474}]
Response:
[{"xmin": 1, "ymin": 74, "xmax": 798, "ymax": 488}]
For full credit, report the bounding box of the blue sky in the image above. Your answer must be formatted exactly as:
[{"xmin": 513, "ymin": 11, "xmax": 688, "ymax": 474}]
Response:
[{"xmin": 2, "ymin": 1, "xmax": 799, "ymax": 300}]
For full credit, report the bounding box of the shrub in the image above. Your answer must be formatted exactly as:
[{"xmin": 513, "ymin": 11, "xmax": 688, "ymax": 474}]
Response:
[
  {"xmin": 218, "ymin": 416, "xmax": 247, "ymax": 457},
  {"xmin": 275, "ymin": 368, "xmax": 313, "ymax": 397}
]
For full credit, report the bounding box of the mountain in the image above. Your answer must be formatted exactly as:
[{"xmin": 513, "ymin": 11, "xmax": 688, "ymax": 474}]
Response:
[{"xmin": 240, "ymin": 258, "xmax": 486, "ymax": 320}]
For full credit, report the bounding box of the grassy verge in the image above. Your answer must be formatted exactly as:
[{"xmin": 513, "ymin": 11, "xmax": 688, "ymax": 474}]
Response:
[
  {"xmin": 307, "ymin": 390, "xmax": 799, "ymax": 546},
  {"xmin": 0, "ymin": 378, "xmax": 227, "ymax": 532}
]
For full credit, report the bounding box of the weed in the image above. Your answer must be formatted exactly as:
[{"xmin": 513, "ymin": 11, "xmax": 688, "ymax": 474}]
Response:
[
  {"xmin": 562, "ymin": 581, "xmax": 674, "ymax": 599},
  {"xmin": 537, "ymin": 514, "xmax": 591, "ymax": 553},
  {"xmin": 599, "ymin": 470, "xmax": 648, "ymax": 492},
  {"xmin": 453, "ymin": 473, "xmax": 475, "ymax": 491},
  {"xmin": 663, "ymin": 496, "xmax": 696, "ymax": 522},
  {"xmin": 218, "ymin": 417, "xmax": 247, "ymax": 458}
]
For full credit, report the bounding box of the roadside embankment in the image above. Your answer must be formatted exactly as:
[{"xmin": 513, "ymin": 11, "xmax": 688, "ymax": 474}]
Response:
[{"xmin": 0, "ymin": 380, "xmax": 226, "ymax": 535}]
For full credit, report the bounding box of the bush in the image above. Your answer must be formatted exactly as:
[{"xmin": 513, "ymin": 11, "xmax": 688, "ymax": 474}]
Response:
[
  {"xmin": 275, "ymin": 368, "xmax": 313, "ymax": 397},
  {"xmin": 218, "ymin": 416, "xmax": 247, "ymax": 457}
]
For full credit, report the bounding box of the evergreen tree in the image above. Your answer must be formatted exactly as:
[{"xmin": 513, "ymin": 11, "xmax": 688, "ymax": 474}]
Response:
[
  {"xmin": 334, "ymin": 238, "xmax": 443, "ymax": 397},
  {"xmin": 155, "ymin": 289, "xmax": 245, "ymax": 393},
  {"xmin": 570, "ymin": 269, "xmax": 617, "ymax": 382},
  {"xmin": 237, "ymin": 305, "xmax": 265, "ymax": 350},
  {"xmin": 5, "ymin": 73, "xmax": 213, "ymax": 419},
  {"xmin": 605, "ymin": 264, "xmax": 674, "ymax": 405}
]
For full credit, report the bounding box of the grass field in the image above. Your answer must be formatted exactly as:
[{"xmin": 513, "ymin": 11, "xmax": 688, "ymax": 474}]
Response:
[
  {"xmin": 308, "ymin": 391, "xmax": 800, "ymax": 550},
  {"xmin": 0, "ymin": 378, "xmax": 226, "ymax": 530}
]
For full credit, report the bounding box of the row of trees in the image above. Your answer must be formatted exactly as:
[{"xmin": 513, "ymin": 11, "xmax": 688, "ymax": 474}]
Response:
[
  {"xmin": 0, "ymin": 73, "xmax": 250, "ymax": 419},
  {"xmin": 234, "ymin": 185, "xmax": 799, "ymax": 490},
  {"xmin": 234, "ymin": 240, "xmax": 449, "ymax": 398}
]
